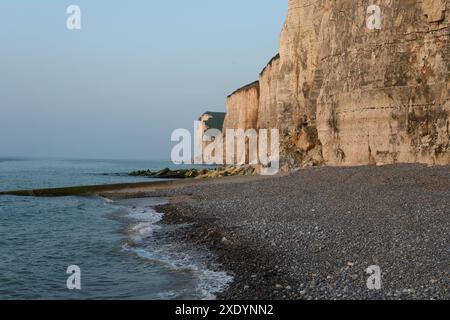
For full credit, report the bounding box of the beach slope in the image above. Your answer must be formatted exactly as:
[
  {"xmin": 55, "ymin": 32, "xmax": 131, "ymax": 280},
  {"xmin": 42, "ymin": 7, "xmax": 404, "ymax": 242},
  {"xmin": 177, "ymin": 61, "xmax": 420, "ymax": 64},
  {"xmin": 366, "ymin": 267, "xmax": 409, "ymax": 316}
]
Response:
[{"xmin": 103, "ymin": 164, "xmax": 450, "ymax": 300}]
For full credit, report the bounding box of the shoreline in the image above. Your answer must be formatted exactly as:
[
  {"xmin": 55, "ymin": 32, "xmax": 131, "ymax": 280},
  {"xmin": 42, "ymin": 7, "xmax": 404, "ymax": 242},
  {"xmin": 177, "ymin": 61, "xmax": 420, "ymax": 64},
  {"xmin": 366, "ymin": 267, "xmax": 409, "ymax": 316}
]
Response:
[
  {"xmin": 156, "ymin": 201, "xmax": 286, "ymax": 300},
  {"xmin": 105, "ymin": 164, "xmax": 450, "ymax": 300},
  {"xmin": 105, "ymin": 196, "xmax": 234, "ymax": 300},
  {"xmin": 2, "ymin": 163, "xmax": 449, "ymax": 300},
  {"xmin": 0, "ymin": 174, "xmax": 272, "ymax": 197}
]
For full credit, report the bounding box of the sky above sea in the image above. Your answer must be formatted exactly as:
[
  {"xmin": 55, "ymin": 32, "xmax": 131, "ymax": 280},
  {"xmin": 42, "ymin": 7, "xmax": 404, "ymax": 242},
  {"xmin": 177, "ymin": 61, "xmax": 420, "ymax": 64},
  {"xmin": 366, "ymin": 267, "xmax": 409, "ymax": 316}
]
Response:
[{"xmin": 0, "ymin": 1, "xmax": 287, "ymax": 160}]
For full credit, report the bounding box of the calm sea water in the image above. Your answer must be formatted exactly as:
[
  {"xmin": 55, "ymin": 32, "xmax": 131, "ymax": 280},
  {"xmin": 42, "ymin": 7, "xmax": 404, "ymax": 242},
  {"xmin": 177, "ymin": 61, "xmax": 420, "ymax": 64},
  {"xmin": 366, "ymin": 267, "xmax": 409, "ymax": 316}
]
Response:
[{"xmin": 0, "ymin": 158, "xmax": 231, "ymax": 300}]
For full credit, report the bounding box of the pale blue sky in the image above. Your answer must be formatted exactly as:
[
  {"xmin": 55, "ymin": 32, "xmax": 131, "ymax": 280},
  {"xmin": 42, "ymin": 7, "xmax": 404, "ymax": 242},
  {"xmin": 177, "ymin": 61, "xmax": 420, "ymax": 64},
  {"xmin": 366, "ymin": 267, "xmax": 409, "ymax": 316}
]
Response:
[{"xmin": 0, "ymin": 1, "xmax": 287, "ymax": 160}]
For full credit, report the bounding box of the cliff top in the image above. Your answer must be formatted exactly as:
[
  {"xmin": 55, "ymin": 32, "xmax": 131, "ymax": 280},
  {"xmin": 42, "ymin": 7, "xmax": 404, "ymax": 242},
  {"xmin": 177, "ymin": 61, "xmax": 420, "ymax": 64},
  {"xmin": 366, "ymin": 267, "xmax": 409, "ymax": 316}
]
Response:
[
  {"xmin": 259, "ymin": 53, "xmax": 280, "ymax": 77},
  {"xmin": 227, "ymin": 80, "xmax": 260, "ymax": 98}
]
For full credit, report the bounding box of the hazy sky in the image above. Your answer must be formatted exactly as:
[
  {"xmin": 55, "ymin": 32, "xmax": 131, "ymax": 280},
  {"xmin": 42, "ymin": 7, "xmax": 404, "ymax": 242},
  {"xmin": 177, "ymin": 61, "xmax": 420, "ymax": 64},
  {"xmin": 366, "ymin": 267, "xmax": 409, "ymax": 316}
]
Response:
[{"xmin": 0, "ymin": 1, "xmax": 287, "ymax": 160}]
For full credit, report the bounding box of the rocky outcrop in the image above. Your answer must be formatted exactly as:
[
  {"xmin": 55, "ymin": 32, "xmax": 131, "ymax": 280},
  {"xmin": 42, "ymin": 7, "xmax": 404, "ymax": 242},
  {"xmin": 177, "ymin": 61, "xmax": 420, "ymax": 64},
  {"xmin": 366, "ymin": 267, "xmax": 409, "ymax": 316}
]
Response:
[
  {"xmin": 130, "ymin": 166, "xmax": 256, "ymax": 179},
  {"xmin": 225, "ymin": 0, "xmax": 450, "ymax": 169},
  {"xmin": 130, "ymin": 168, "xmax": 202, "ymax": 179}
]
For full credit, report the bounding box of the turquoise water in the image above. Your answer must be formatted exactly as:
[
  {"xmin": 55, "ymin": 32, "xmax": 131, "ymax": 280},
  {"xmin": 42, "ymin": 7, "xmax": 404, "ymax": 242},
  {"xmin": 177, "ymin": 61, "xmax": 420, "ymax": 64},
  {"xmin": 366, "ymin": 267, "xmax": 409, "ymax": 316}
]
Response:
[{"xmin": 0, "ymin": 159, "xmax": 231, "ymax": 300}]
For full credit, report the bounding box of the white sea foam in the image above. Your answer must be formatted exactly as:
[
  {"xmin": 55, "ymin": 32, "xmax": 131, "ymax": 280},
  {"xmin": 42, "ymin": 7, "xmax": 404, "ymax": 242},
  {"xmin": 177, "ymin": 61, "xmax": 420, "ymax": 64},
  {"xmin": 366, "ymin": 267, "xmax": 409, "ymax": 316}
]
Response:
[
  {"xmin": 128, "ymin": 246, "xmax": 233, "ymax": 300},
  {"xmin": 100, "ymin": 197, "xmax": 115, "ymax": 204},
  {"xmin": 110, "ymin": 197, "xmax": 234, "ymax": 300}
]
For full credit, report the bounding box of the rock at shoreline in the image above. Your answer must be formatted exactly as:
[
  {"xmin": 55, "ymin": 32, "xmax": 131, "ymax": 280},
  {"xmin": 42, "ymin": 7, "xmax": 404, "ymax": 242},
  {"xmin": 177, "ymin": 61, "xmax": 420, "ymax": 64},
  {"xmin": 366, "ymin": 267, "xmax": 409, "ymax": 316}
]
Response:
[
  {"xmin": 129, "ymin": 165, "xmax": 257, "ymax": 180},
  {"xmin": 130, "ymin": 168, "xmax": 194, "ymax": 179}
]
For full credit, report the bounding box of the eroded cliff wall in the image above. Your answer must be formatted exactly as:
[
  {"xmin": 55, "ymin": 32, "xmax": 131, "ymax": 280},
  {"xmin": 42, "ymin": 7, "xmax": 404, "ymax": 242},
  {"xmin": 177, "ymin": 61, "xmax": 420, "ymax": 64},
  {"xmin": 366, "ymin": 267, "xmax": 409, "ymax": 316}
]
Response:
[
  {"xmin": 225, "ymin": 0, "xmax": 450, "ymax": 168},
  {"xmin": 316, "ymin": 0, "xmax": 450, "ymax": 166},
  {"xmin": 258, "ymin": 54, "xmax": 280, "ymax": 130},
  {"xmin": 223, "ymin": 81, "xmax": 260, "ymax": 131}
]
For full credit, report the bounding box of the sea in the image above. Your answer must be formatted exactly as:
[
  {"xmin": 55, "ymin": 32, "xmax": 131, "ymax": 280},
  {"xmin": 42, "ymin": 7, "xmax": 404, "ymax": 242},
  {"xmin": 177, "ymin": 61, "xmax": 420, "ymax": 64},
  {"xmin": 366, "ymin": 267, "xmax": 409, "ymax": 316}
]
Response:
[{"xmin": 0, "ymin": 158, "xmax": 232, "ymax": 300}]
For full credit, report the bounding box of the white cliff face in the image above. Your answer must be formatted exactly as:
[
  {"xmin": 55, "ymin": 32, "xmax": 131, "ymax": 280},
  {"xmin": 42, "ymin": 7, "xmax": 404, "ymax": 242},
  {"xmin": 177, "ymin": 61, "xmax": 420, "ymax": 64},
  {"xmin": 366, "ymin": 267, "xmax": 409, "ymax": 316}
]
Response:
[
  {"xmin": 258, "ymin": 55, "xmax": 280, "ymax": 130},
  {"xmin": 315, "ymin": 0, "xmax": 450, "ymax": 166},
  {"xmin": 225, "ymin": 0, "xmax": 450, "ymax": 169},
  {"xmin": 223, "ymin": 82, "xmax": 260, "ymax": 131}
]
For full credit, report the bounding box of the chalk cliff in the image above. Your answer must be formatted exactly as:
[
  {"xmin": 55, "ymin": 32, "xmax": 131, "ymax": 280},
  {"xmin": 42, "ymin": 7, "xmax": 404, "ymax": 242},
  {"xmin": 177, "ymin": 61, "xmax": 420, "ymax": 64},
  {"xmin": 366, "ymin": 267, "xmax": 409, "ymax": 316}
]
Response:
[
  {"xmin": 223, "ymin": 81, "xmax": 260, "ymax": 132},
  {"xmin": 224, "ymin": 0, "xmax": 450, "ymax": 169},
  {"xmin": 257, "ymin": 54, "xmax": 280, "ymax": 130}
]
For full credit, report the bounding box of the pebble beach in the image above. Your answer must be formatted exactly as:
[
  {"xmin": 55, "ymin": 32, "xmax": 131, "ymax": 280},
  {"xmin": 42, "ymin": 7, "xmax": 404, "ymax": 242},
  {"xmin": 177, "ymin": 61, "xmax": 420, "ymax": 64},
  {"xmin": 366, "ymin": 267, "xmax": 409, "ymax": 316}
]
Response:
[{"xmin": 132, "ymin": 164, "xmax": 450, "ymax": 300}]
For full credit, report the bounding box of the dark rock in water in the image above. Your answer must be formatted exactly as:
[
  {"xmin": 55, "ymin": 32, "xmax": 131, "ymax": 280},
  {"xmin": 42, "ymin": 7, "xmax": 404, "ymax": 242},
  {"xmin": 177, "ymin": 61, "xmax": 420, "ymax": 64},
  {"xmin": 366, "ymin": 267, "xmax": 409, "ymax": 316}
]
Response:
[
  {"xmin": 129, "ymin": 170, "xmax": 151, "ymax": 177},
  {"xmin": 129, "ymin": 165, "xmax": 259, "ymax": 179},
  {"xmin": 154, "ymin": 168, "xmax": 171, "ymax": 177},
  {"xmin": 129, "ymin": 168, "xmax": 201, "ymax": 179}
]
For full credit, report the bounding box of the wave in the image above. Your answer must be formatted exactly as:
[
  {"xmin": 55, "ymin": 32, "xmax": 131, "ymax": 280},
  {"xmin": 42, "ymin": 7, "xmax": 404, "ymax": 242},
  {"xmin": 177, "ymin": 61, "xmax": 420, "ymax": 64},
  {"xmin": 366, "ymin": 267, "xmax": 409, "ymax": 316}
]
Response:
[{"xmin": 103, "ymin": 197, "xmax": 233, "ymax": 300}]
